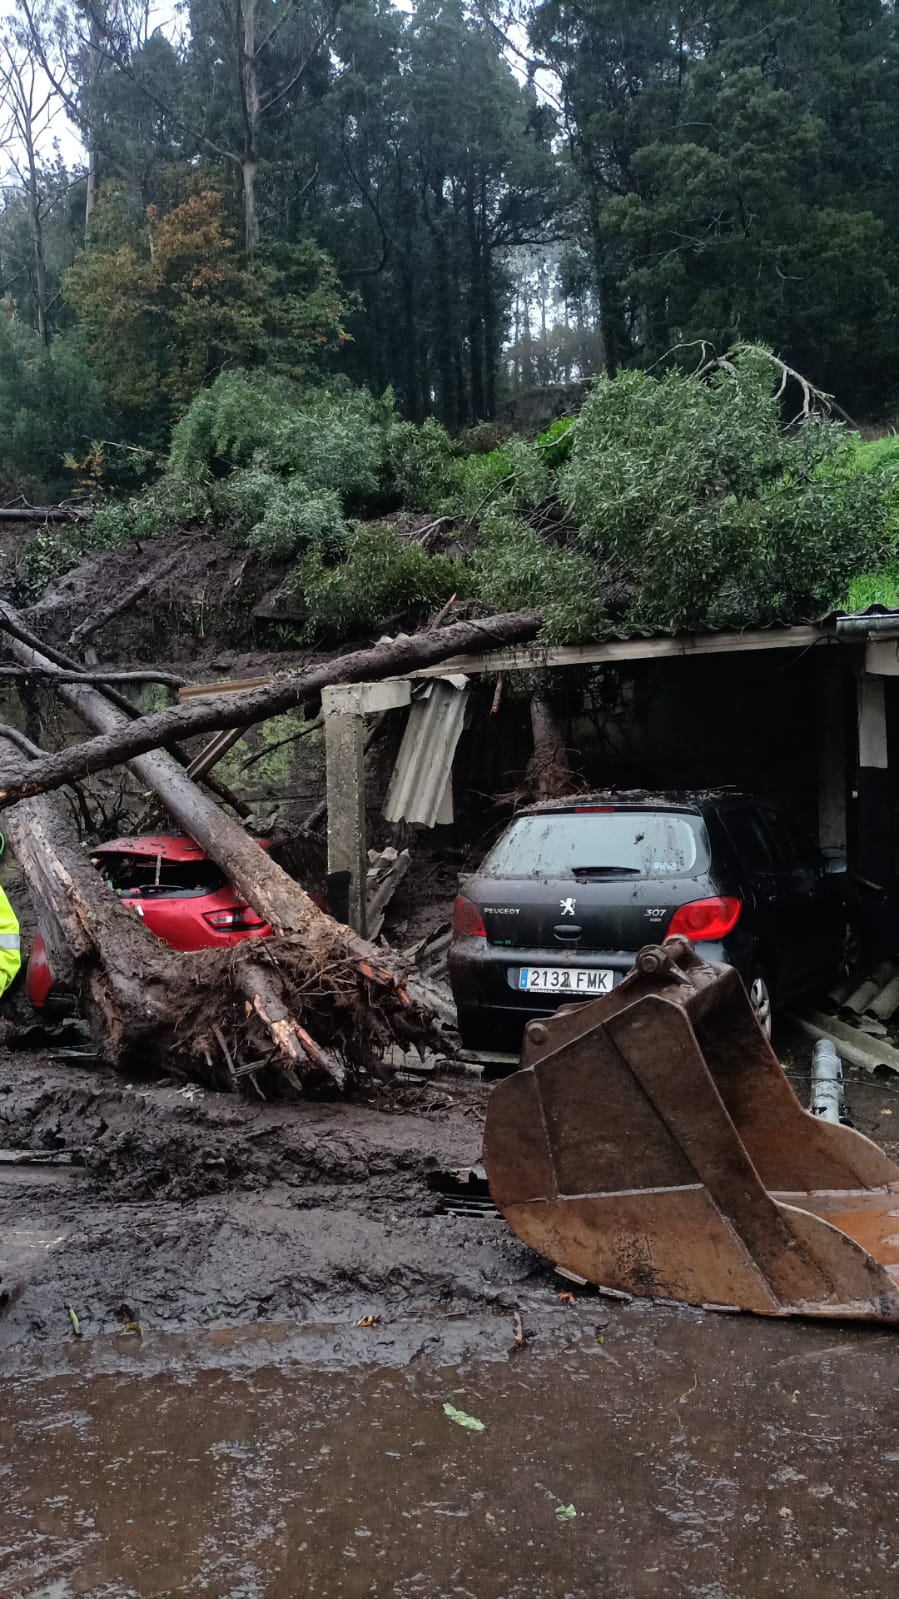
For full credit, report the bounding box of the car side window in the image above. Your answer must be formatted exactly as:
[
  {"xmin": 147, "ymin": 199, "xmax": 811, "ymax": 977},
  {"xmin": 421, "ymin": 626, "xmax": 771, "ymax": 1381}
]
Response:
[
  {"xmin": 763, "ymin": 810, "xmax": 822, "ymax": 874},
  {"xmin": 761, "ymin": 810, "xmax": 799, "ymax": 871},
  {"xmin": 722, "ymin": 808, "xmax": 778, "ymax": 875}
]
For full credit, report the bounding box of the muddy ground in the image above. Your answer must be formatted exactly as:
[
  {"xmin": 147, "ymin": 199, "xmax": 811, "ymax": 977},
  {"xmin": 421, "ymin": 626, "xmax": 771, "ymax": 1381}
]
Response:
[
  {"xmin": 0, "ymin": 1049, "xmax": 538, "ymax": 1354},
  {"xmin": 3, "ymin": 1041, "xmax": 899, "ymax": 1595},
  {"xmin": 2, "ymin": 1033, "xmax": 899, "ymax": 1355}
]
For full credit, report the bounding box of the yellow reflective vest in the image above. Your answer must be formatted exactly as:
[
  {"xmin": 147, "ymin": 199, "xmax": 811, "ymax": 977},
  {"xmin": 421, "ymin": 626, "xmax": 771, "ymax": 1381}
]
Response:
[{"xmin": 0, "ymin": 884, "xmax": 21, "ymax": 997}]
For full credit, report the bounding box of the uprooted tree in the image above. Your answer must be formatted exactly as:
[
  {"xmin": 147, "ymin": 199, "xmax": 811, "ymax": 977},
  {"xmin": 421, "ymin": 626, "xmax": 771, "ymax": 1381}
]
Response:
[
  {"xmin": 0, "ymin": 606, "xmax": 540, "ymax": 1090},
  {"xmin": 3, "ymin": 782, "xmax": 429, "ymax": 1094}
]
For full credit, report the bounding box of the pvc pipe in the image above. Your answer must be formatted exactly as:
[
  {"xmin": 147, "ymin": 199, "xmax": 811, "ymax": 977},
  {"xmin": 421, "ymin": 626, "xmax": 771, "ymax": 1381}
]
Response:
[
  {"xmin": 792, "ymin": 1010, "xmax": 899, "ymax": 1076},
  {"xmin": 810, "ymin": 1038, "xmax": 843, "ymax": 1123}
]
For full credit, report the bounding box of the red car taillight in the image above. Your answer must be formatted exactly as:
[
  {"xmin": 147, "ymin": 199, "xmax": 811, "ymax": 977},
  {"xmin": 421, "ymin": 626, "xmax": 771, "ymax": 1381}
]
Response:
[
  {"xmin": 452, "ymin": 895, "xmax": 487, "ymax": 938},
  {"xmin": 26, "ymin": 934, "xmax": 53, "ymax": 1008},
  {"xmin": 668, "ymin": 896, "xmax": 742, "ymax": 942},
  {"xmin": 203, "ymin": 904, "xmax": 266, "ymax": 931}
]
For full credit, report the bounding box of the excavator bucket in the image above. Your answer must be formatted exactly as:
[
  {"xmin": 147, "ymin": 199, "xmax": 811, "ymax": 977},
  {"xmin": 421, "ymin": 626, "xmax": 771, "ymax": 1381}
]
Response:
[{"xmin": 483, "ymin": 938, "xmax": 899, "ymax": 1321}]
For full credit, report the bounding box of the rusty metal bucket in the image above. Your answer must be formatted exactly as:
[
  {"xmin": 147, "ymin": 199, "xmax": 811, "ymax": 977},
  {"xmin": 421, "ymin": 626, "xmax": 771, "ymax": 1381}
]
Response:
[{"xmin": 483, "ymin": 938, "xmax": 899, "ymax": 1320}]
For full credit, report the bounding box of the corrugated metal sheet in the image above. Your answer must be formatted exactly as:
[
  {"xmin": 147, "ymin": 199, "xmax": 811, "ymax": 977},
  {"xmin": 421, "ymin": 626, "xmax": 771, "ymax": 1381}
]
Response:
[{"xmin": 383, "ymin": 676, "xmax": 469, "ymax": 827}]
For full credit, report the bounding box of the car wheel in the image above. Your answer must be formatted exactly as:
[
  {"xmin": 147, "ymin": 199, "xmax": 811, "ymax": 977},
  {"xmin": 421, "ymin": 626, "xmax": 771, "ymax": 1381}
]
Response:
[{"xmin": 748, "ymin": 972, "xmax": 773, "ymax": 1039}]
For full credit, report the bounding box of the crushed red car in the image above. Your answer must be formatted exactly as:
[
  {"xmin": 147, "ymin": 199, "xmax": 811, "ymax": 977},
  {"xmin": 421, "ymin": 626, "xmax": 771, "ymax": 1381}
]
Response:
[{"xmin": 27, "ymin": 833, "xmax": 322, "ymax": 1016}]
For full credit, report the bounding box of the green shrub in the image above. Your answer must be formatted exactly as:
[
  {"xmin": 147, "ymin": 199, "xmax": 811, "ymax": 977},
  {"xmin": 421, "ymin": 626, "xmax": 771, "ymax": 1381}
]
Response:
[
  {"xmin": 89, "ymin": 472, "xmax": 205, "ymax": 545},
  {"xmin": 471, "ymin": 509, "xmax": 606, "ymax": 641},
  {"xmin": 388, "ymin": 417, "xmax": 459, "ymax": 510},
  {"xmin": 299, "ymin": 521, "xmax": 466, "ymax": 640},
  {"xmin": 445, "ymin": 448, "xmax": 512, "ymax": 516},
  {"xmin": 535, "ymin": 416, "xmax": 576, "ymax": 469},
  {"xmin": 247, "ymin": 485, "xmax": 347, "ymax": 560},
  {"xmin": 846, "ymin": 569, "xmax": 899, "ymax": 611},
  {"xmin": 167, "ymin": 370, "xmax": 300, "ymax": 481}
]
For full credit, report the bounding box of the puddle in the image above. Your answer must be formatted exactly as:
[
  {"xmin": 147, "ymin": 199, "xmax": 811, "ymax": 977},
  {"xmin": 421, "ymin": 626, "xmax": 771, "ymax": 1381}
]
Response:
[{"xmin": 2, "ymin": 1307, "xmax": 899, "ymax": 1597}]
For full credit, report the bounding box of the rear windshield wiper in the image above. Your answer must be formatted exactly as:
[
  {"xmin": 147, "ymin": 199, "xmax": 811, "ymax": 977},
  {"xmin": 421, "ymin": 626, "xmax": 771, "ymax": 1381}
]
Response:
[{"xmin": 571, "ymin": 864, "xmax": 642, "ymax": 878}]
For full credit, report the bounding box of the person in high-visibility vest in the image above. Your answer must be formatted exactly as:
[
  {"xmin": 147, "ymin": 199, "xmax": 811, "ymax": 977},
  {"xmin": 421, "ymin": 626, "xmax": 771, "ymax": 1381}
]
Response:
[{"xmin": 0, "ymin": 834, "xmax": 21, "ymax": 997}]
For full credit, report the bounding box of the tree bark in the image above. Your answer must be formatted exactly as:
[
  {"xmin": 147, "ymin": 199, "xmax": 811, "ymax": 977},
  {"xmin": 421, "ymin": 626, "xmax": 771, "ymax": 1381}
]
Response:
[
  {"xmin": 0, "ymin": 607, "xmax": 541, "ymax": 811},
  {"xmin": 241, "ymin": 0, "xmax": 260, "ymax": 254},
  {"xmin": 466, "ymin": 182, "xmax": 485, "ymax": 420},
  {"xmin": 526, "ymin": 694, "xmax": 576, "ymax": 800},
  {"xmin": 0, "ymin": 667, "xmax": 187, "ymax": 687},
  {"xmin": 0, "ymin": 506, "xmax": 90, "ymax": 524},
  {"xmin": 0, "ymin": 605, "xmax": 250, "ymax": 818},
  {"xmin": 2, "ymin": 762, "xmax": 434, "ymax": 1090},
  {"xmin": 2, "ymin": 783, "xmax": 182, "ymax": 1057},
  {"xmin": 84, "ymin": 3, "xmax": 102, "ymax": 227}
]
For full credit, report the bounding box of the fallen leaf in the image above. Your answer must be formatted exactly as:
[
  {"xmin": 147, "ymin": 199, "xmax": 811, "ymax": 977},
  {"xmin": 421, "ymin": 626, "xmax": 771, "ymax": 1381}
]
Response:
[
  {"xmin": 512, "ymin": 1311, "xmax": 525, "ymax": 1347},
  {"xmin": 356, "ymin": 1315, "xmax": 382, "ymax": 1327},
  {"xmin": 443, "ymin": 1402, "xmax": 485, "ymax": 1432},
  {"xmin": 67, "ymin": 1305, "xmax": 82, "ymax": 1338},
  {"xmin": 555, "ymin": 1503, "xmax": 577, "ymax": 1521},
  {"xmin": 125, "ymin": 1321, "xmax": 143, "ymax": 1338},
  {"xmin": 883, "ymin": 1109, "xmax": 893, "ymax": 1116},
  {"xmin": 559, "ymin": 1292, "xmax": 576, "ymax": 1307}
]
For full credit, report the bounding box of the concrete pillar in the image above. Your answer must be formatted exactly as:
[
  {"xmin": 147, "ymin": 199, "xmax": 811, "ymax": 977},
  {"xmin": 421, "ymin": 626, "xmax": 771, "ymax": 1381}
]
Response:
[
  {"xmin": 816, "ymin": 657, "xmax": 847, "ymax": 857},
  {"xmin": 321, "ymin": 679, "xmax": 412, "ymax": 937},
  {"xmin": 324, "ymin": 707, "xmax": 367, "ymax": 936},
  {"xmin": 856, "ymin": 673, "xmax": 896, "ymax": 960}
]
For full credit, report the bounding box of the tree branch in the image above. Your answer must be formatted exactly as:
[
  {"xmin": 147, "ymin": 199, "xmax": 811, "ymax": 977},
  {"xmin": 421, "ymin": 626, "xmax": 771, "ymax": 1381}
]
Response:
[{"xmin": 0, "ymin": 609, "xmax": 541, "ymax": 807}]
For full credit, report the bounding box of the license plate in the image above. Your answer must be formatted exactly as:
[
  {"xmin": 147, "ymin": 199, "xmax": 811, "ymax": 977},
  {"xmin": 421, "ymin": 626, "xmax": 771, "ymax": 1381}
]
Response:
[{"xmin": 518, "ymin": 967, "xmax": 614, "ymax": 994}]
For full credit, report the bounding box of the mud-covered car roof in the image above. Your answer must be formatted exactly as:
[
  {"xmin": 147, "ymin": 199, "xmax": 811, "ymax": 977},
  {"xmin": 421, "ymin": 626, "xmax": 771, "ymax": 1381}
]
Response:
[{"xmin": 518, "ymin": 787, "xmax": 745, "ymax": 816}]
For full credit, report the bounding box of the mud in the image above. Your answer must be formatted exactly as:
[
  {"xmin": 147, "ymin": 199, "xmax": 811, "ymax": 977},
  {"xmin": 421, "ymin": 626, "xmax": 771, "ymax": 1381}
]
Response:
[
  {"xmin": 0, "ymin": 1052, "xmax": 540, "ymax": 1351},
  {"xmin": 5, "ymin": 1042, "xmax": 899, "ymax": 1595}
]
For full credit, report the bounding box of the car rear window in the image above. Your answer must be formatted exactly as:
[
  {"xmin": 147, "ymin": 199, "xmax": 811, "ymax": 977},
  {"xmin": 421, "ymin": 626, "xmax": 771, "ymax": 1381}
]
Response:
[
  {"xmin": 93, "ymin": 854, "xmax": 229, "ymax": 898},
  {"xmin": 481, "ymin": 810, "xmax": 709, "ymax": 879}
]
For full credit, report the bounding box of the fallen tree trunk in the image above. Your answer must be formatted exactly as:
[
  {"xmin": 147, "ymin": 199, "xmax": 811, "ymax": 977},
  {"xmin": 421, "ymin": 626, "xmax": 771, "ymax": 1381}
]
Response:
[
  {"xmin": 0, "ymin": 505, "xmax": 90, "ymax": 524},
  {"xmin": 0, "ymin": 607, "xmax": 541, "ymax": 809},
  {"xmin": 0, "ymin": 666, "xmax": 188, "ymax": 687},
  {"xmin": 0, "ymin": 616, "xmax": 474, "ymax": 1077},
  {"xmin": 526, "ymin": 695, "xmax": 577, "ymax": 801},
  {"xmin": 0, "ymin": 604, "xmax": 250, "ymax": 819},
  {"xmin": 3, "ymin": 778, "xmax": 433, "ymax": 1089},
  {"xmin": 0, "ymin": 624, "xmax": 347, "ymax": 935}
]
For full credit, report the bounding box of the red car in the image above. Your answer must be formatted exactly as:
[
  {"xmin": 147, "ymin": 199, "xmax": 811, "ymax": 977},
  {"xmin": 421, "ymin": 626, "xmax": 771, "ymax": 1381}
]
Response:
[{"xmin": 26, "ymin": 833, "xmax": 301, "ymax": 1015}]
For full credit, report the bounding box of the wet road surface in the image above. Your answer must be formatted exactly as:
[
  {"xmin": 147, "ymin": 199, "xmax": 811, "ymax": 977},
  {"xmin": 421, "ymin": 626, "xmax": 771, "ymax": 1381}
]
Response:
[{"xmin": 4, "ymin": 1299, "xmax": 899, "ymax": 1598}]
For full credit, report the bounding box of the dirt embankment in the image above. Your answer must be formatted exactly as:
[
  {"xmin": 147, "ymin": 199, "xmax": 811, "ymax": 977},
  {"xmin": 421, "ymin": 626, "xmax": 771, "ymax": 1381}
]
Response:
[{"xmin": 0, "ymin": 1051, "xmax": 540, "ymax": 1352}]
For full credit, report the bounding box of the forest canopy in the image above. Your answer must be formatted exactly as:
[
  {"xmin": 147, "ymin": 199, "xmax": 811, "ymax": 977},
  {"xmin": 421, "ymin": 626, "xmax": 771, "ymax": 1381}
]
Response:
[
  {"xmin": 1, "ymin": 1, "xmax": 898, "ymax": 643},
  {"xmin": 1, "ymin": 0, "xmax": 897, "ymax": 458}
]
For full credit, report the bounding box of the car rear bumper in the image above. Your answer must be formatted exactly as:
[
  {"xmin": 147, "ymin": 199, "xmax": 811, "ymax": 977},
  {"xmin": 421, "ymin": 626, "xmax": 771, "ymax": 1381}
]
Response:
[{"xmin": 449, "ymin": 936, "xmax": 731, "ymax": 1048}]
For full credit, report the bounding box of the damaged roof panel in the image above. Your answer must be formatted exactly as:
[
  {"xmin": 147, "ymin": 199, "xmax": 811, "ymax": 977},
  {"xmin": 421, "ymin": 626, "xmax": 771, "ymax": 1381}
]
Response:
[{"xmin": 384, "ymin": 676, "xmax": 470, "ymax": 828}]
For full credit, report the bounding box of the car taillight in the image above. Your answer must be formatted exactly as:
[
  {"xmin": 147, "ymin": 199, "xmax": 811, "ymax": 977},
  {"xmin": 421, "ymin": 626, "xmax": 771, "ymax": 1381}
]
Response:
[
  {"xmin": 668, "ymin": 897, "xmax": 742, "ymax": 942},
  {"xmin": 453, "ymin": 896, "xmax": 486, "ymax": 938},
  {"xmin": 204, "ymin": 905, "xmax": 266, "ymax": 931},
  {"xmin": 26, "ymin": 934, "xmax": 54, "ymax": 1008}
]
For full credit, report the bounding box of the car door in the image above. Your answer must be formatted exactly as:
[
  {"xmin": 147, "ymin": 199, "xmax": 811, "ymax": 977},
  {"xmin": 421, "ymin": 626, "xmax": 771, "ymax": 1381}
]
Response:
[{"xmin": 760, "ymin": 807, "xmax": 841, "ymax": 993}]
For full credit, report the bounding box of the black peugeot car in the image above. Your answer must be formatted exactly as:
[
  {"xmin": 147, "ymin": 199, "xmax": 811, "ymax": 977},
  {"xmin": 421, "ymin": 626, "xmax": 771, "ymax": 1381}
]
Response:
[{"xmin": 449, "ymin": 790, "xmax": 846, "ymax": 1049}]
